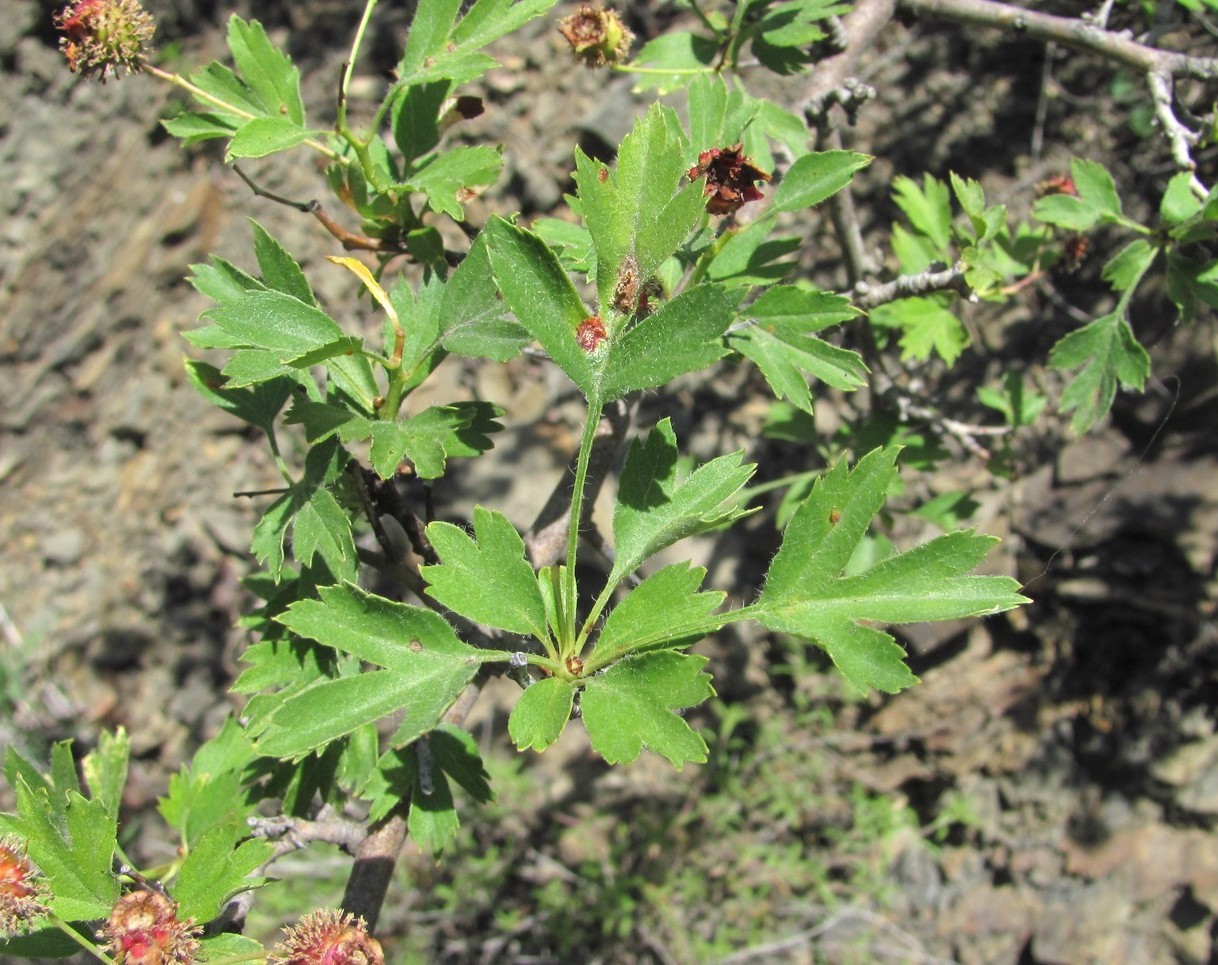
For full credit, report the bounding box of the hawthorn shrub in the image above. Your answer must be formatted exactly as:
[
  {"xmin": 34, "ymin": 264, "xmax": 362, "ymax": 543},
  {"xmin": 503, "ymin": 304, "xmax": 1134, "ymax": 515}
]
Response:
[{"xmin": 2, "ymin": 0, "xmax": 1215, "ymax": 961}]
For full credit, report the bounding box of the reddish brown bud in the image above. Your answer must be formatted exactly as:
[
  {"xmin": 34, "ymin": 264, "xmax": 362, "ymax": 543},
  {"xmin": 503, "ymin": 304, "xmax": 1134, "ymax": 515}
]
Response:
[
  {"xmin": 271, "ymin": 909, "xmax": 384, "ymax": 965},
  {"xmin": 101, "ymin": 890, "xmax": 201, "ymax": 964},
  {"xmin": 558, "ymin": 6, "xmax": 634, "ymax": 68},
  {"xmin": 0, "ymin": 837, "xmax": 49, "ymax": 936},
  {"xmin": 687, "ymin": 143, "xmax": 771, "ymax": 216},
  {"xmin": 576, "ymin": 315, "xmax": 607, "ymax": 352},
  {"xmin": 1036, "ymin": 174, "xmax": 1078, "ymax": 197},
  {"xmin": 54, "ymin": 0, "xmax": 155, "ymax": 82},
  {"xmin": 565, "ymin": 654, "xmax": 585, "ymax": 677}
]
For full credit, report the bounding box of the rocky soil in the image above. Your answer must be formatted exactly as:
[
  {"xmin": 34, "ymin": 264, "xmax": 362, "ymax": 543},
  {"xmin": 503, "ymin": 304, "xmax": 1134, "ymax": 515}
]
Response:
[{"xmin": 2, "ymin": 1, "xmax": 1217, "ymax": 962}]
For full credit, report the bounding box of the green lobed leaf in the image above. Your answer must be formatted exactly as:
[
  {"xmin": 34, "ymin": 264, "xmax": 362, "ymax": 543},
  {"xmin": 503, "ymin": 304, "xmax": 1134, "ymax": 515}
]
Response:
[
  {"xmin": 611, "ymin": 419, "xmax": 756, "ymax": 583},
  {"xmin": 574, "ymin": 104, "xmax": 704, "ymax": 314},
  {"xmin": 250, "ymin": 437, "xmax": 346, "ymax": 581},
  {"xmin": 729, "ymin": 285, "xmax": 866, "ymax": 412},
  {"xmin": 251, "ymin": 220, "xmax": 315, "ymax": 303},
  {"xmin": 771, "ymin": 151, "xmax": 871, "ymax": 214},
  {"xmin": 278, "ymin": 583, "xmax": 494, "ymax": 671},
  {"xmin": 365, "ymin": 726, "xmax": 491, "ymax": 854},
  {"xmin": 255, "ymin": 670, "xmax": 467, "ymax": 760},
  {"xmin": 173, "ymin": 822, "xmax": 272, "ymax": 923},
  {"xmin": 438, "ymin": 232, "xmax": 530, "ymax": 361},
  {"xmin": 599, "ymin": 285, "xmax": 734, "ymax": 400},
  {"xmin": 226, "ymin": 15, "xmax": 305, "ymax": 124},
  {"xmin": 1, "ymin": 782, "xmax": 118, "ymax": 922},
  {"xmin": 705, "ymin": 219, "xmax": 801, "ymax": 285},
  {"xmin": 632, "ymin": 32, "xmax": 720, "ymax": 92},
  {"xmin": 869, "ymin": 296, "xmax": 969, "ymax": 365},
  {"xmin": 422, "ymin": 507, "xmax": 550, "ymax": 640},
  {"xmin": 508, "ymin": 677, "xmax": 576, "ymax": 752},
  {"xmin": 533, "ymin": 217, "xmax": 596, "ymax": 278},
  {"xmin": 1070, "ymin": 156, "xmax": 1122, "ymax": 219},
  {"xmin": 187, "ymin": 254, "xmax": 263, "ymax": 305},
  {"xmin": 161, "ymin": 111, "xmax": 239, "ymax": 146},
  {"xmin": 186, "ymin": 61, "xmax": 263, "ymax": 119},
  {"xmin": 284, "ymin": 397, "xmax": 368, "ymax": 444},
  {"xmin": 159, "ymin": 718, "xmax": 258, "ymax": 846},
  {"xmin": 588, "ymin": 562, "xmax": 726, "ymax": 671},
  {"xmin": 184, "ymin": 361, "xmax": 292, "ymax": 436},
  {"xmin": 79, "ymin": 729, "xmax": 128, "ymax": 824},
  {"xmin": 1160, "ymin": 172, "xmax": 1204, "ymax": 225},
  {"xmin": 397, "ymin": 0, "xmax": 560, "ymax": 85},
  {"xmin": 581, "ymin": 651, "xmax": 714, "ymax": 768},
  {"xmin": 950, "ymin": 172, "xmax": 985, "ymax": 221},
  {"xmin": 1102, "ymin": 238, "xmax": 1158, "ymax": 292},
  {"xmin": 756, "ymin": 448, "xmax": 1028, "ymax": 694},
  {"xmin": 890, "ymin": 174, "xmax": 953, "ymax": 253},
  {"xmin": 403, "ymin": 145, "xmax": 503, "ymax": 220},
  {"xmin": 484, "ymin": 217, "xmax": 596, "ymax": 396},
  {"xmin": 225, "ymin": 117, "xmax": 323, "ymax": 160},
  {"xmin": 204, "ymin": 289, "xmax": 346, "ymax": 357},
  {"xmin": 1031, "ymin": 192, "xmax": 1100, "ymax": 231},
  {"xmin": 370, "ymin": 402, "xmax": 503, "ymax": 480},
  {"xmin": 391, "ymin": 80, "xmax": 451, "ymax": 167},
  {"xmin": 292, "ymin": 488, "xmax": 358, "ymax": 582},
  {"xmin": 1049, "ymin": 312, "xmax": 1151, "ymax": 433}
]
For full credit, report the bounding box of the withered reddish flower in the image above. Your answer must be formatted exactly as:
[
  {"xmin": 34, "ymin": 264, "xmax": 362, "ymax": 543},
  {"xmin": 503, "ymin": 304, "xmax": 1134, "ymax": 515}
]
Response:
[
  {"xmin": 54, "ymin": 0, "xmax": 155, "ymax": 82},
  {"xmin": 576, "ymin": 316, "xmax": 607, "ymax": 352},
  {"xmin": 271, "ymin": 909, "xmax": 384, "ymax": 965},
  {"xmin": 1036, "ymin": 174, "xmax": 1078, "ymax": 197},
  {"xmin": 687, "ymin": 144, "xmax": 771, "ymax": 216},
  {"xmin": 1060, "ymin": 232, "xmax": 1089, "ymax": 272},
  {"xmin": 0, "ymin": 837, "xmax": 48, "ymax": 936},
  {"xmin": 558, "ymin": 6, "xmax": 634, "ymax": 67},
  {"xmin": 100, "ymin": 890, "xmax": 201, "ymax": 964}
]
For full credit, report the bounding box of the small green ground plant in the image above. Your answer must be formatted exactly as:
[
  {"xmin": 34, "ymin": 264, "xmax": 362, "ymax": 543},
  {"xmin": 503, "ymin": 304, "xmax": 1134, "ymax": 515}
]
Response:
[{"xmin": 2, "ymin": 0, "xmax": 1216, "ymax": 960}]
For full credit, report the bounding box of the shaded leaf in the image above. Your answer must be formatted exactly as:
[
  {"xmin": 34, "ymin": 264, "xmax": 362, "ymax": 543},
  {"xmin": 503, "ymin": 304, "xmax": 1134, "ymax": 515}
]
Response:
[
  {"xmin": 1050, "ymin": 312, "xmax": 1150, "ymax": 433},
  {"xmin": 508, "ymin": 677, "xmax": 576, "ymax": 751},
  {"xmin": 612, "ymin": 419, "xmax": 755, "ymax": 582}
]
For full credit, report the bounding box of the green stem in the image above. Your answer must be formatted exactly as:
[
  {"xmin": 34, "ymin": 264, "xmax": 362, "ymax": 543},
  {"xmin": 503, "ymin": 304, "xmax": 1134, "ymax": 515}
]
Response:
[
  {"xmin": 265, "ymin": 424, "xmax": 294, "ymax": 486},
  {"xmin": 612, "ymin": 64, "xmax": 718, "ymax": 76},
  {"xmin": 50, "ymin": 916, "xmax": 113, "ymax": 963},
  {"xmin": 337, "ymin": 0, "xmax": 380, "ymax": 134},
  {"xmin": 561, "ymin": 399, "xmax": 605, "ymax": 649},
  {"xmin": 143, "ymin": 65, "xmax": 341, "ymax": 162},
  {"xmin": 575, "ymin": 580, "xmax": 616, "ymax": 656}
]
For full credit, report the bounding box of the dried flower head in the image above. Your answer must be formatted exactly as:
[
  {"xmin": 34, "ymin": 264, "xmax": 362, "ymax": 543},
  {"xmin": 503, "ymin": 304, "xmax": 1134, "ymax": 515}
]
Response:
[
  {"xmin": 1060, "ymin": 232, "xmax": 1089, "ymax": 272},
  {"xmin": 100, "ymin": 889, "xmax": 201, "ymax": 964},
  {"xmin": 54, "ymin": 0, "xmax": 156, "ymax": 82},
  {"xmin": 558, "ymin": 6, "xmax": 634, "ymax": 67},
  {"xmin": 271, "ymin": 909, "xmax": 384, "ymax": 965},
  {"xmin": 0, "ymin": 837, "xmax": 49, "ymax": 936},
  {"xmin": 687, "ymin": 143, "xmax": 771, "ymax": 216}
]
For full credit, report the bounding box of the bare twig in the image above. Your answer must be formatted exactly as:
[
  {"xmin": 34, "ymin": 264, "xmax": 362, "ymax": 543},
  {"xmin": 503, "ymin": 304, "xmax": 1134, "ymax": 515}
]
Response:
[
  {"xmin": 232, "ymin": 164, "xmax": 410, "ymax": 252},
  {"xmin": 901, "ymin": 0, "xmax": 1218, "ymax": 193},
  {"xmin": 798, "ymin": 0, "xmax": 901, "ymax": 118},
  {"xmin": 249, "ymin": 812, "xmax": 368, "ymax": 859},
  {"xmin": 340, "ymin": 814, "xmax": 406, "ymax": 931},
  {"xmin": 852, "ymin": 265, "xmax": 974, "ymax": 310}
]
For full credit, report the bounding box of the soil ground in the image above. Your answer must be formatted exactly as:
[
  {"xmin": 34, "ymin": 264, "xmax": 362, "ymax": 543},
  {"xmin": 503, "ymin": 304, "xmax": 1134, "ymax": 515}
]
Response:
[{"xmin": 2, "ymin": 1, "xmax": 1217, "ymax": 962}]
